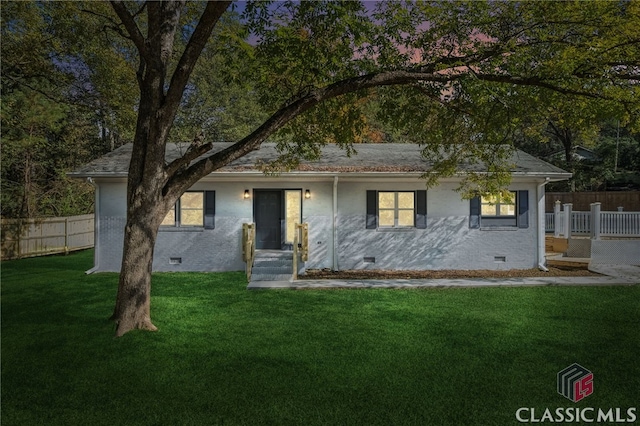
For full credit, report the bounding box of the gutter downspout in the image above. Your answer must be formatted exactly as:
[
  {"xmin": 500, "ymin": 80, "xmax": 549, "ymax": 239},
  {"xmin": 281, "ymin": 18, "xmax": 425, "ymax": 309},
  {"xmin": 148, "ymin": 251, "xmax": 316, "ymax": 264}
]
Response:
[
  {"xmin": 537, "ymin": 178, "xmax": 550, "ymax": 272},
  {"xmin": 332, "ymin": 176, "xmax": 339, "ymax": 271},
  {"xmin": 85, "ymin": 177, "xmax": 100, "ymax": 274}
]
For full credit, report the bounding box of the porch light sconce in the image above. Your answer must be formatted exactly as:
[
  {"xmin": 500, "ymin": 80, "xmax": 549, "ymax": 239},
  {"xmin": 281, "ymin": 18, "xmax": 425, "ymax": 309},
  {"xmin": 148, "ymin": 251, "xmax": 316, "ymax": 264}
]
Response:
[
  {"xmin": 244, "ymin": 189, "xmax": 250, "ymax": 199},
  {"xmin": 305, "ymin": 189, "xmax": 311, "ymax": 199}
]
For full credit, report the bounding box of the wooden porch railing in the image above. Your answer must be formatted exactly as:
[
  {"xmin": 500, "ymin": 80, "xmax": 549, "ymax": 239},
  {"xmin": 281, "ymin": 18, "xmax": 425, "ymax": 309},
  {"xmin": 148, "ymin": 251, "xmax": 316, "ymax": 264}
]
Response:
[
  {"xmin": 292, "ymin": 223, "xmax": 308, "ymax": 280},
  {"xmin": 242, "ymin": 223, "xmax": 256, "ymax": 282}
]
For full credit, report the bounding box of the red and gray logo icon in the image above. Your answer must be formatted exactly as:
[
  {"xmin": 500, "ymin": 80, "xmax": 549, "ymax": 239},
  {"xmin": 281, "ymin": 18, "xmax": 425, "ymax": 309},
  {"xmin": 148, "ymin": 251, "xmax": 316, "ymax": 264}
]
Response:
[{"xmin": 558, "ymin": 363, "xmax": 593, "ymax": 402}]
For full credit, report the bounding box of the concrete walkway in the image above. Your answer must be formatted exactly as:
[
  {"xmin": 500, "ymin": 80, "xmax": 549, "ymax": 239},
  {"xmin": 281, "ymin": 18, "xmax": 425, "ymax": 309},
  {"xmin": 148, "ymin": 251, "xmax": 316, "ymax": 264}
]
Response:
[
  {"xmin": 247, "ymin": 269, "xmax": 639, "ymax": 290},
  {"xmin": 589, "ymin": 264, "xmax": 640, "ymax": 281}
]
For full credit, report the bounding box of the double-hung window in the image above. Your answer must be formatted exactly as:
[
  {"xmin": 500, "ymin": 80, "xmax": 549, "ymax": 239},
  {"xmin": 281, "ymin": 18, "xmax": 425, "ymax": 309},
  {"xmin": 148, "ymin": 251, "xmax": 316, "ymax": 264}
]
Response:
[
  {"xmin": 481, "ymin": 192, "xmax": 516, "ymax": 217},
  {"xmin": 378, "ymin": 191, "xmax": 415, "ymax": 227},
  {"xmin": 366, "ymin": 190, "xmax": 427, "ymax": 229},
  {"xmin": 161, "ymin": 191, "xmax": 215, "ymax": 228},
  {"xmin": 470, "ymin": 190, "xmax": 529, "ymax": 228}
]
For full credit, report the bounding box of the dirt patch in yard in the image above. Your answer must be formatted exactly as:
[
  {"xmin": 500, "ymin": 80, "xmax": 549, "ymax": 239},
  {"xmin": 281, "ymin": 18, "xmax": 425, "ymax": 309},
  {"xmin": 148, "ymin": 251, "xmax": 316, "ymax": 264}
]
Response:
[{"xmin": 300, "ymin": 266, "xmax": 599, "ymax": 280}]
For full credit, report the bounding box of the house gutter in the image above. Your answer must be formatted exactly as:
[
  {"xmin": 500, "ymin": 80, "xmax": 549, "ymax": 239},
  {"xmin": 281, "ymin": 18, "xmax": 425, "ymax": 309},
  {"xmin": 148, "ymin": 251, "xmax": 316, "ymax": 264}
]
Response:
[
  {"xmin": 332, "ymin": 176, "xmax": 339, "ymax": 271},
  {"xmin": 85, "ymin": 177, "xmax": 100, "ymax": 274},
  {"xmin": 537, "ymin": 178, "xmax": 550, "ymax": 272}
]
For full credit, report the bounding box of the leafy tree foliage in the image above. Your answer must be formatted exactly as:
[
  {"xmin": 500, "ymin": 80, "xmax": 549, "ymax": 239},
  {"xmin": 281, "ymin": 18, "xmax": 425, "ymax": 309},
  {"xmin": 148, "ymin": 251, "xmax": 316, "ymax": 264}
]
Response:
[
  {"xmin": 598, "ymin": 124, "xmax": 640, "ymax": 181},
  {"xmin": 4, "ymin": 1, "xmax": 637, "ymax": 334},
  {"xmin": 0, "ymin": 2, "xmax": 266, "ymax": 217},
  {"xmin": 1, "ymin": 2, "xmax": 96, "ymax": 218},
  {"xmin": 518, "ymin": 121, "xmax": 640, "ymax": 192}
]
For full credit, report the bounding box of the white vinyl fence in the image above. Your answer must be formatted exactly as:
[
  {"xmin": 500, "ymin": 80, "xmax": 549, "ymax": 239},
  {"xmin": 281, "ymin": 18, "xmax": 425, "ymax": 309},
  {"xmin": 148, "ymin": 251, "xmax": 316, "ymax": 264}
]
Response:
[
  {"xmin": 600, "ymin": 211, "xmax": 640, "ymax": 237},
  {"xmin": 546, "ymin": 202, "xmax": 640, "ymax": 238},
  {"xmin": 1, "ymin": 214, "xmax": 94, "ymax": 260}
]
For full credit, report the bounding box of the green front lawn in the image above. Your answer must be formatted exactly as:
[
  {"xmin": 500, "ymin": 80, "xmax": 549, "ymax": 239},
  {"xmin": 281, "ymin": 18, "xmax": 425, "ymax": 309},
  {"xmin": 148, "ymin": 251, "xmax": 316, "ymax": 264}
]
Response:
[{"xmin": 2, "ymin": 250, "xmax": 638, "ymax": 425}]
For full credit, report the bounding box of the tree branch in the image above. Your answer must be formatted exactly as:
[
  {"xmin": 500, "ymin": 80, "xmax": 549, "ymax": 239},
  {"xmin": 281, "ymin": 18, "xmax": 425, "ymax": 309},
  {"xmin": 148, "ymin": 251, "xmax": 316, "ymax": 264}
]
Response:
[
  {"xmin": 2, "ymin": 74, "xmax": 68, "ymax": 104},
  {"xmin": 414, "ymin": 44, "xmax": 506, "ymax": 74},
  {"xmin": 164, "ymin": 70, "xmax": 461, "ymax": 197},
  {"xmin": 164, "ymin": 1, "xmax": 232, "ymax": 114},
  {"xmin": 473, "ymin": 73, "xmax": 617, "ymax": 100},
  {"xmin": 132, "ymin": 2, "xmax": 147, "ymax": 19},
  {"xmin": 110, "ymin": 1, "xmax": 150, "ymax": 63},
  {"xmin": 413, "ymin": 84, "xmax": 475, "ymax": 117},
  {"xmin": 165, "ymin": 138, "xmax": 213, "ymax": 177},
  {"xmin": 165, "ymin": 62, "xmax": 633, "ymax": 197},
  {"xmin": 80, "ymin": 7, "xmax": 125, "ymax": 31}
]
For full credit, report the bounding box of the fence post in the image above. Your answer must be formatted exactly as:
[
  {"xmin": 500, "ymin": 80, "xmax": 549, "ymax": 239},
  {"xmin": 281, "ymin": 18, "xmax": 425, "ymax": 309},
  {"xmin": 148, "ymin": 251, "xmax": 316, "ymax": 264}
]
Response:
[
  {"xmin": 563, "ymin": 203, "xmax": 573, "ymax": 240},
  {"xmin": 554, "ymin": 200, "xmax": 561, "ymax": 238},
  {"xmin": 590, "ymin": 202, "xmax": 601, "ymax": 240},
  {"xmin": 293, "ymin": 224, "xmax": 298, "ymax": 281},
  {"xmin": 17, "ymin": 219, "xmax": 22, "ymax": 259},
  {"xmin": 64, "ymin": 217, "xmax": 70, "ymax": 255}
]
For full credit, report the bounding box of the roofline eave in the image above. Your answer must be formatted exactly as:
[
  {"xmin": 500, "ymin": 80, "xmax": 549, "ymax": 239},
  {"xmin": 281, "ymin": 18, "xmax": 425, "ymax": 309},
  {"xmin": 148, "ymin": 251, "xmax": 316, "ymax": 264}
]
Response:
[{"xmin": 67, "ymin": 170, "xmax": 572, "ymax": 181}]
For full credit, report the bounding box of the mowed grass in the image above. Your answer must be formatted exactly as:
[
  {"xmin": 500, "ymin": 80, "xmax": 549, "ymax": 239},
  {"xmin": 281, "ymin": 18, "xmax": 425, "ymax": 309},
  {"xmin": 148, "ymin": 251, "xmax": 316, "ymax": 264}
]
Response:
[{"xmin": 1, "ymin": 250, "xmax": 639, "ymax": 426}]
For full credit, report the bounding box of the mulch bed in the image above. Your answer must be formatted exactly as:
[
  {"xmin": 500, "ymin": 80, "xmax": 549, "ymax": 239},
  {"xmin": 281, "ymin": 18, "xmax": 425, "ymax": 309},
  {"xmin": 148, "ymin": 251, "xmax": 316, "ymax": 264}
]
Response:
[{"xmin": 300, "ymin": 266, "xmax": 598, "ymax": 280}]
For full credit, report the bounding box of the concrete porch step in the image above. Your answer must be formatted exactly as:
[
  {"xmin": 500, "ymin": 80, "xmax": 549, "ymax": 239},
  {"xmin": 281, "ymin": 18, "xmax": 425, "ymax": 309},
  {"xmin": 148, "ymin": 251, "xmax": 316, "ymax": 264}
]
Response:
[
  {"xmin": 250, "ymin": 274, "xmax": 292, "ymax": 282},
  {"xmin": 254, "ymin": 250, "xmax": 293, "ymax": 258},
  {"xmin": 250, "ymin": 251, "xmax": 294, "ymax": 282},
  {"xmin": 253, "ymin": 258, "xmax": 293, "ymax": 267},
  {"xmin": 252, "ymin": 265, "xmax": 292, "ymax": 274}
]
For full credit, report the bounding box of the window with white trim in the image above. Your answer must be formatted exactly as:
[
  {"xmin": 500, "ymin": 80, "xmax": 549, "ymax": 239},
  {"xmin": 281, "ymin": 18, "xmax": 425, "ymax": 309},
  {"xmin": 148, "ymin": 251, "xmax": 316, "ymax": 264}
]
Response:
[
  {"xmin": 367, "ymin": 190, "xmax": 427, "ymax": 229},
  {"xmin": 378, "ymin": 191, "xmax": 415, "ymax": 228},
  {"xmin": 470, "ymin": 190, "xmax": 529, "ymax": 229},
  {"xmin": 481, "ymin": 192, "xmax": 516, "ymax": 217},
  {"xmin": 161, "ymin": 191, "xmax": 215, "ymax": 228}
]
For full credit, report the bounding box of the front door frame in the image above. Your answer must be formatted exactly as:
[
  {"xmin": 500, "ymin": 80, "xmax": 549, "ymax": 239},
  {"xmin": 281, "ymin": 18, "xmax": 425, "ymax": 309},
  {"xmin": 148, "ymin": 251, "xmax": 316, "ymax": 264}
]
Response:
[
  {"xmin": 254, "ymin": 189, "xmax": 284, "ymax": 250},
  {"xmin": 253, "ymin": 188, "xmax": 303, "ymax": 250}
]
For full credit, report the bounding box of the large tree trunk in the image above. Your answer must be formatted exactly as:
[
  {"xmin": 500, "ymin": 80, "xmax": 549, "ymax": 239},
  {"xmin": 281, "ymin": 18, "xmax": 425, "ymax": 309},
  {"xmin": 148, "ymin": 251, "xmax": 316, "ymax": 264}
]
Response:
[
  {"xmin": 112, "ymin": 219, "xmax": 158, "ymax": 336},
  {"xmin": 111, "ymin": 192, "xmax": 166, "ymax": 336},
  {"xmin": 106, "ymin": 0, "xmax": 231, "ymax": 336}
]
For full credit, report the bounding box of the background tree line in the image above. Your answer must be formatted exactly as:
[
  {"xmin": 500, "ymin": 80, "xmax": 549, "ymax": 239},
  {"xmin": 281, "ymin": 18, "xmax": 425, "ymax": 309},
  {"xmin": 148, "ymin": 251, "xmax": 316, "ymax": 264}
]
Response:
[
  {"xmin": 2, "ymin": 1, "xmax": 638, "ymax": 220},
  {"xmin": 1, "ymin": 2, "xmax": 268, "ymax": 218}
]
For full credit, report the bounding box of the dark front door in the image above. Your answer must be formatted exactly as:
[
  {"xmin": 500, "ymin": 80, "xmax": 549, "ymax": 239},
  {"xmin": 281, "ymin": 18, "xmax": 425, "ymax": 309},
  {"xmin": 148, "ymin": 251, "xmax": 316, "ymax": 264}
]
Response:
[{"xmin": 255, "ymin": 190, "xmax": 282, "ymax": 249}]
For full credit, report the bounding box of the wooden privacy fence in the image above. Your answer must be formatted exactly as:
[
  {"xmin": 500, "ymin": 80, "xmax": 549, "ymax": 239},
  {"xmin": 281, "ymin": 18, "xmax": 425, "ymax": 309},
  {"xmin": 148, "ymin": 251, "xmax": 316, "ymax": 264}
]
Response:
[
  {"xmin": 1, "ymin": 214, "xmax": 94, "ymax": 260},
  {"xmin": 546, "ymin": 191, "xmax": 640, "ymax": 212}
]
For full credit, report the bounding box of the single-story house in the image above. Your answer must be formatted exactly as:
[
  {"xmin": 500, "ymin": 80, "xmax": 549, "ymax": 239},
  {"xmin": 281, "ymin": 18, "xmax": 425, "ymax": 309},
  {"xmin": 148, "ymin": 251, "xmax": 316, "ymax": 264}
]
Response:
[{"xmin": 70, "ymin": 143, "xmax": 570, "ymax": 274}]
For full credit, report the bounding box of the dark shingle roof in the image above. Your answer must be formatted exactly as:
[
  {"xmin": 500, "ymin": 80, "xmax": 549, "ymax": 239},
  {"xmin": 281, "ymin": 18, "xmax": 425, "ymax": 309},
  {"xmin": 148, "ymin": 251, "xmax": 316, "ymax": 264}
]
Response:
[{"xmin": 69, "ymin": 142, "xmax": 570, "ymax": 178}]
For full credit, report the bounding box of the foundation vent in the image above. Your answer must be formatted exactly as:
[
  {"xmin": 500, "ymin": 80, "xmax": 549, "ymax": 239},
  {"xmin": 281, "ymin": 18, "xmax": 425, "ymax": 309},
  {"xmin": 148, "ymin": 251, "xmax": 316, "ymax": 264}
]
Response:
[
  {"xmin": 169, "ymin": 257, "xmax": 182, "ymax": 265},
  {"xmin": 363, "ymin": 257, "xmax": 376, "ymax": 264},
  {"xmin": 494, "ymin": 256, "xmax": 506, "ymax": 263}
]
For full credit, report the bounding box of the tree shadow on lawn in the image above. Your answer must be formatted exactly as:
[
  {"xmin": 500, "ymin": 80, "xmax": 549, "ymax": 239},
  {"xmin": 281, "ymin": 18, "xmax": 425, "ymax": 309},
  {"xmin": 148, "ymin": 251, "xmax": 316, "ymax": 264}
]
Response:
[{"xmin": 2, "ymin": 256, "xmax": 638, "ymax": 425}]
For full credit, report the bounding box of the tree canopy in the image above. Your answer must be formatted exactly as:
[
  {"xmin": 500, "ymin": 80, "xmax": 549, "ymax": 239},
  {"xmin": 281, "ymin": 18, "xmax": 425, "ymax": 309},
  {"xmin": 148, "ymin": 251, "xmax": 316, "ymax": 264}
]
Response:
[{"xmin": 2, "ymin": 0, "xmax": 638, "ymax": 335}]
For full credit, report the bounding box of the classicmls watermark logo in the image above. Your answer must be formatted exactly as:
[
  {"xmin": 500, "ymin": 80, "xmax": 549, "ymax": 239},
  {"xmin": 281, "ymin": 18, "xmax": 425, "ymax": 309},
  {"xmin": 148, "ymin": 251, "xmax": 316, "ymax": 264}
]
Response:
[
  {"xmin": 515, "ymin": 363, "xmax": 637, "ymax": 423},
  {"xmin": 557, "ymin": 363, "xmax": 593, "ymax": 403}
]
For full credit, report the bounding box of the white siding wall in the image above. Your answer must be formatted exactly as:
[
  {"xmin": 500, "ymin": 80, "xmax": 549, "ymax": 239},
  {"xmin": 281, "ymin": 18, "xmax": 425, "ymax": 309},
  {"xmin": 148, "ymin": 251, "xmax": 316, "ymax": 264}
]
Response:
[
  {"xmin": 94, "ymin": 177, "xmax": 539, "ymax": 272},
  {"xmin": 95, "ymin": 180, "xmax": 126, "ymax": 272},
  {"xmin": 94, "ymin": 179, "xmax": 334, "ymax": 272},
  {"xmin": 335, "ymin": 180, "xmax": 538, "ymax": 270}
]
